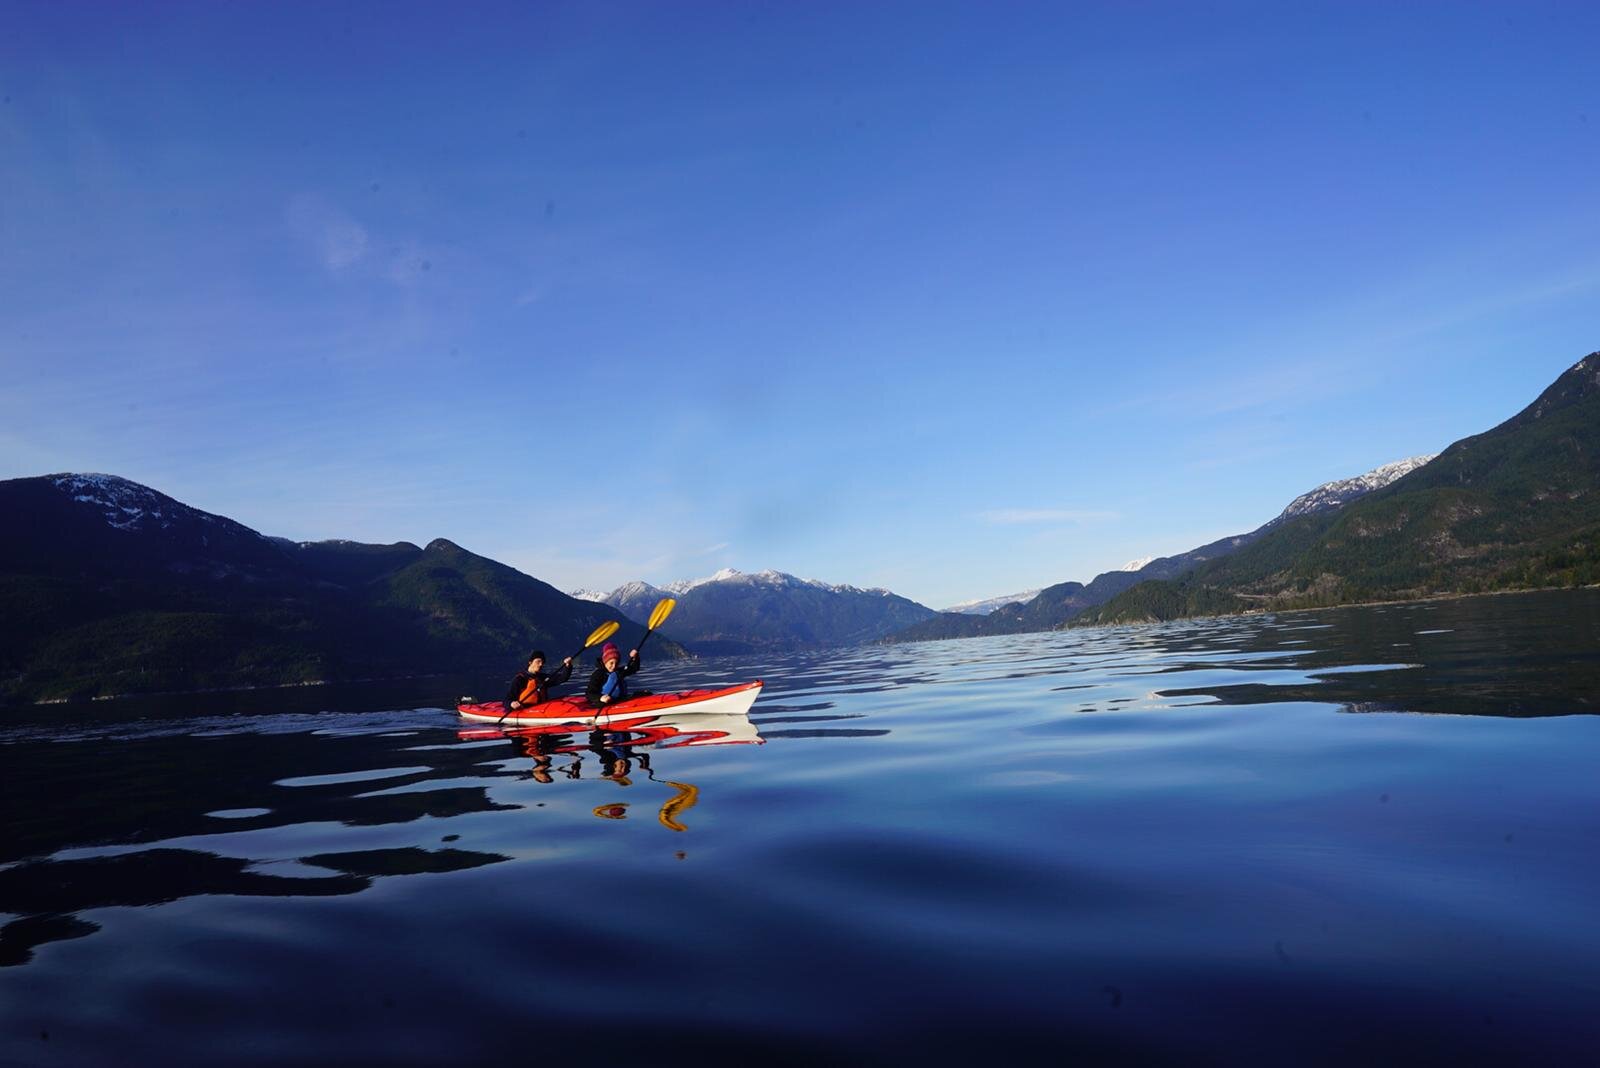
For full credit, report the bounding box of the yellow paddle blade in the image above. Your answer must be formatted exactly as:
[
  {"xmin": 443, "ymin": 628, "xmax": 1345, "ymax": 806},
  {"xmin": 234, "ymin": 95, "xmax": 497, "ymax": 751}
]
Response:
[
  {"xmin": 647, "ymin": 598, "xmax": 677, "ymax": 631},
  {"xmin": 584, "ymin": 620, "xmax": 621, "ymax": 648},
  {"xmin": 657, "ymin": 780, "xmax": 699, "ymax": 832}
]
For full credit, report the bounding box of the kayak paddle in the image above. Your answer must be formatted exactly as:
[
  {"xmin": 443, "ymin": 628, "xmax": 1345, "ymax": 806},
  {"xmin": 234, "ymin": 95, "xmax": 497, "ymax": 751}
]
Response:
[
  {"xmin": 636, "ymin": 597, "xmax": 676, "ymax": 651},
  {"xmin": 498, "ymin": 620, "xmax": 620, "ymax": 725},
  {"xmin": 571, "ymin": 619, "xmax": 622, "ymax": 664},
  {"xmin": 590, "ymin": 600, "xmax": 674, "ymax": 716}
]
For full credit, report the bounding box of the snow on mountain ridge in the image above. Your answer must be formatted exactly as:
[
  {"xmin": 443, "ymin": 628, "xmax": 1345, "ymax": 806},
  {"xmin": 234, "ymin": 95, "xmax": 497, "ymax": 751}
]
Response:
[
  {"xmin": 50, "ymin": 472, "xmax": 244, "ymax": 535},
  {"xmin": 1275, "ymin": 455, "xmax": 1438, "ymax": 523},
  {"xmin": 664, "ymin": 567, "xmax": 744, "ymax": 594},
  {"xmin": 612, "ymin": 580, "xmax": 670, "ymax": 601},
  {"xmin": 1119, "ymin": 556, "xmax": 1156, "ymax": 572},
  {"xmin": 600, "ymin": 568, "xmax": 901, "ymax": 602},
  {"xmin": 942, "ymin": 589, "xmax": 1043, "ymax": 615}
]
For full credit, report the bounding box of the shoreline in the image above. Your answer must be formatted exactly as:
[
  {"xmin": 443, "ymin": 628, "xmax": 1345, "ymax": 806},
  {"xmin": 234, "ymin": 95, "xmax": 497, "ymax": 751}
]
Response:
[
  {"xmin": 14, "ymin": 585, "xmax": 1599, "ymax": 703},
  {"xmin": 1067, "ymin": 581, "xmax": 1600, "ymax": 631},
  {"xmin": 22, "ymin": 672, "xmax": 455, "ymax": 708}
]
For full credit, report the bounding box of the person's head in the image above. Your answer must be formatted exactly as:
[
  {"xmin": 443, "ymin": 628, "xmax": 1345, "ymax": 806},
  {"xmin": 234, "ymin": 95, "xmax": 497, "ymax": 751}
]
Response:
[
  {"xmin": 526, "ymin": 649, "xmax": 546, "ymax": 672},
  {"xmin": 600, "ymin": 642, "xmax": 620, "ymax": 670}
]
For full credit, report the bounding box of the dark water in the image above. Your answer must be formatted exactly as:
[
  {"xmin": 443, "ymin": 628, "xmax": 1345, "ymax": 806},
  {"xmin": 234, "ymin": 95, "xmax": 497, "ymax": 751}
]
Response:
[{"xmin": 4, "ymin": 589, "xmax": 1600, "ymax": 1065}]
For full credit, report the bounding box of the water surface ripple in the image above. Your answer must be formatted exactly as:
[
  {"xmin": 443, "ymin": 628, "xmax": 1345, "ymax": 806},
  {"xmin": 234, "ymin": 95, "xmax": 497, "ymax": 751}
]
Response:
[{"xmin": 3, "ymin": 589, "xmax": 1600, "ymax": 1064}]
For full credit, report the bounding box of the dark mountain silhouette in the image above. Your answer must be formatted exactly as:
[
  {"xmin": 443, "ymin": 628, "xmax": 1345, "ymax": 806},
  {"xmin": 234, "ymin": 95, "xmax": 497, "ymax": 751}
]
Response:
[
  {"xmin": 0, "ymin": 474, "xmax": 680, "ymax": 704},
  {"xmin": 1081, "ymin": 351, "xmax": 1600, "ymax": 624}
]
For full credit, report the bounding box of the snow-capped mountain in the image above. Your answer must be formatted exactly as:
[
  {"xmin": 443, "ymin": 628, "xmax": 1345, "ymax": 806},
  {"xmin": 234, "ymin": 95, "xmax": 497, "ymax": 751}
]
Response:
[
  {"xmin": 51, "ymin": 473, "xmax": 252, "ymax": 537},
  {"xmin": 589, "ymin": 580, "xmax": 674, "ymax": 622},
  {"xmin": 19, "ymin": 472, "xmax": 295, "ymax": 580},
  {"xmin": 887, "ymin": 453, "xmax": 1442, "ymax": 645},
  {"xmin": 663, "ymin": 567, "xmax": 744, "ymax": 594},
  {"xmin": 1272, "ymin": 455, "xmax": 1437, "ymax": 524},
  {"xmin": 660, "ymin": 567, "xmax": 898, "ymax": 597},
  {"xmin": 941, "ymin": 590, "xmax": 1043, "ymax": 616},
  {"xmin": 2, "ymin": 472, "xmax": 685, "ymax": 701},
  {"xmin": 581, "ymin": 568, "xmax": 936, "ymax": 654}
]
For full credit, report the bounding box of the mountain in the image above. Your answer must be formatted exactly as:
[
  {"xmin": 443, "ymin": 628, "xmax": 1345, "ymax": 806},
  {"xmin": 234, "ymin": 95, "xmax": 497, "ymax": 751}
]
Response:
[
  {"xmin": 941, "ymin": 589, "xmax": 1043, "ymax": 615},
  {"xmin": 1272, "ymin": 455, "xmax": 1436, "ymax": 523},
  {"xmin": 603, "ymin": 580, "xmax": 677, "ymax": 623},
  {"xmin": 1078, "ymin": 352, "xmax": 1600, "ymax": 625},
  {"xmin": 885, "ymin": 453, "xmax": 1437, "ymax": 644},
  {"xmin": 581, "ymin": 568, "xmax": 937, "ymax": 655},
  {"xmin": 0, "ymin": 474, "xmax": 681, "ymax": 704}
]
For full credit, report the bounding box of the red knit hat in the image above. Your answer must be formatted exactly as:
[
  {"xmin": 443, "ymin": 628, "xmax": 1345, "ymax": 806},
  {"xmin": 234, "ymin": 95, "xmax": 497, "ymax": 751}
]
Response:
[{"xmin": 600, "ymin": 642, "xmax": 620, "ymax": 662}]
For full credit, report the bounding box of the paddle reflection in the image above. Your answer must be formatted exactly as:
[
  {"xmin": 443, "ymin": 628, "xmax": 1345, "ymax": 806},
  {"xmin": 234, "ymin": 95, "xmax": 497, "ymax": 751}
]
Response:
[{"xmin": 463, "ymin": 709, "xmax": 763, "ymax": 831}]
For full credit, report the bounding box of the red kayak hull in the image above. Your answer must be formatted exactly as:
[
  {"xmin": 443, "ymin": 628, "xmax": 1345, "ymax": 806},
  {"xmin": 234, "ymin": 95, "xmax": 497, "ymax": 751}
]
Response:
[{"xmin": 457, "ymin": 680, "xmax": 763, "ymax": 725}]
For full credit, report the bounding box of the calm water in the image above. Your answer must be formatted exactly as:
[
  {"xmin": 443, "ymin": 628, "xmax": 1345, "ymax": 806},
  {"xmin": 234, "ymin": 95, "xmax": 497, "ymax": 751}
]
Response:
[{"xmin": 4, "ymin": 589, "xmax": 1600, "ymax": 1065}]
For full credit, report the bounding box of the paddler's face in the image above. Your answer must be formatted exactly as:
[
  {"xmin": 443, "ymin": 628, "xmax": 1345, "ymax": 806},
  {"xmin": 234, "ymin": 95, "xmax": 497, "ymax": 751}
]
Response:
[
  {"xmin": 528, "ymin": 658, "xmax": 543, "ymax": 672},
  {"xmin": 603, "ymin": 655, "xmax": 619, "ymax": 671}
]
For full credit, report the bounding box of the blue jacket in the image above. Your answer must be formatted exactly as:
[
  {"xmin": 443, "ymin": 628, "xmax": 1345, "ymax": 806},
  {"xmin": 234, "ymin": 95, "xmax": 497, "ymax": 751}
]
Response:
[{"xmin": 586, "ymin": 651, "xmax": 641, "ymax": 704}]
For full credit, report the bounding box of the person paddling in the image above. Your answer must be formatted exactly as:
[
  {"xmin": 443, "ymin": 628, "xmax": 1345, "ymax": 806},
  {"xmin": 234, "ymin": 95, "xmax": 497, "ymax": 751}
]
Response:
[
  {"xmin": 586, "ymin": 642, "xmax": 640, "ymax": 706},
  {"xmin": 505, "ymin": 649, "xmax": 573, "ymax": 711}
]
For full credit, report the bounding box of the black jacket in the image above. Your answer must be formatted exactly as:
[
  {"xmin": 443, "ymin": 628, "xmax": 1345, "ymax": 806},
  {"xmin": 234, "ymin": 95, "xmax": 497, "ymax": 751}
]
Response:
[
  {"xmin": 586, "ymin": 651, "xmax": 641, "ymax": 704},
  {"xmin": 504, "ymin": 660, "xmax": 573, "ymax": 707}
]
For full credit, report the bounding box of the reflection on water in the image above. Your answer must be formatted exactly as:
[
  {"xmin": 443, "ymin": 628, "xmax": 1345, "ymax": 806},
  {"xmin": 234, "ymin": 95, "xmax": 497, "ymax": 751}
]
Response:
[
  {"xmin": 466, "ymin": 708, "xmax": 766, "ymax": 828},
  {"xmin": 3, "ymin": 589, "xmax": 1600, "ymax": 1063},
  {"xmin": 1146, "ymin": 590, "xmax": 1600, "ymax": 716},
  {"xmin": 0, "ymin": 704, "xmax": 767, "ymax": 967}
]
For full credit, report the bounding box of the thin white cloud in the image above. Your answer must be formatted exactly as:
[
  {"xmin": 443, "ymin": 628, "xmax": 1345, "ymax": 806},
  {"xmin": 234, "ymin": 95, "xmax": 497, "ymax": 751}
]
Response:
[
  {"xmin": 976, "ymin": 508, "xmax": 1119, "ymax": 525},
  {"xmin": 285, "ymin": 194, "xmax": 368, "ymax": 272}
]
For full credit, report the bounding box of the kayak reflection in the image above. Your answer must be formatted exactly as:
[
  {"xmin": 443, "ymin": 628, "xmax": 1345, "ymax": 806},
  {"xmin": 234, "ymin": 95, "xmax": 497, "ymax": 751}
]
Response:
[{"xmin": 459, "ymin": 708, "xmax": 763, "ymax": 831}]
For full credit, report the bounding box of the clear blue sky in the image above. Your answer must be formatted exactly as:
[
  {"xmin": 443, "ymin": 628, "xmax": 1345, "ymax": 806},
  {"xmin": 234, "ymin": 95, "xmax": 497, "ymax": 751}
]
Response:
[{"xmin": 3, "ymin": 2, "xmax": 1597, "ymax": 608}]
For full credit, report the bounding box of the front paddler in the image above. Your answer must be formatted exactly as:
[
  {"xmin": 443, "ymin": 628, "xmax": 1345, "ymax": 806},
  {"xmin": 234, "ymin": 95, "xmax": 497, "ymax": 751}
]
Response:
[
  {"xmin": 504, "ymin": 649, "xmax": 574, "ymax": 712},
  {"xmin": 586, "ymin": 641, "xmax": 640, "ymax": 706}
]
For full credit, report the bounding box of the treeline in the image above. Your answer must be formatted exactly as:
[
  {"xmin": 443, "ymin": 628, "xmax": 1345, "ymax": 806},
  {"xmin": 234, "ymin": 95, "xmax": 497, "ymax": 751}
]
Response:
[{"xmin": 1077, "ymin": 352, "xmax": 1600, "ymax": 626}]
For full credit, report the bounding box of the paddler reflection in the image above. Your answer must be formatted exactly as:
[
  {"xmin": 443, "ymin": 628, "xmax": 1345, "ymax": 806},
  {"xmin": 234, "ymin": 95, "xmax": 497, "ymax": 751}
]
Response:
[
  {"xmin": 475, "ymin": 707, "xmax": 762, "ymax": 831},
  {"xmin": 582, "ymin": 729, "xmax": 701, "ymax": 831},
  {"xmin": 508, "ymin": 730, "xmax": 580, "ymax": 784}
]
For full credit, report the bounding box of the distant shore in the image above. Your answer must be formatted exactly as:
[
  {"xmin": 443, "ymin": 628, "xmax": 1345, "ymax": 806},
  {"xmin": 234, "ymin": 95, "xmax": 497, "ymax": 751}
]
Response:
[{"xmin": 1066, "ymin": 581, "xmax": 1600, "ymax": 631}]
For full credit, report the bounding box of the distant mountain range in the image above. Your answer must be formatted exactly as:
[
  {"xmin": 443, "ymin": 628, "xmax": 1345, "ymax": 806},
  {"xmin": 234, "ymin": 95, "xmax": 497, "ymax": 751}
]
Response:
[
  {"xmin": 574, "ymin": 568, "xmax": 937, "ymax": 655},
  {"xmin": 0, "ymin": 474, "xmax": 683, "ymax": 704},
  {"xmin": 941, "ymin": 589, "xmax": 1043, "ymax": 616},
  {"xmin": 1078, "ymin": 351, "xmax": 1600, "ymax": 625},
  {"xmin": 8, "ymin": 352, "xmax": 1594, "ymax": 696},
  {"xmin": 886, "ymin": 452, "xmax": 1438, "ymax": 643}
]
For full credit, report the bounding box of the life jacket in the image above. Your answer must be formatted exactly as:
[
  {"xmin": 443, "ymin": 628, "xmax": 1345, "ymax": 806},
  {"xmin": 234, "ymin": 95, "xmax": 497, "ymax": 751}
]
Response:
[{"xmin": 517, "ymin": 674, "xmax": 546, "ymax": 705}]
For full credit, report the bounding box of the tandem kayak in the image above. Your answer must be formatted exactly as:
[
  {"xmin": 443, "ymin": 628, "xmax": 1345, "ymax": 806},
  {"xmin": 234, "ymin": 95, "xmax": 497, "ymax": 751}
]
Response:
[
  {"xmin": 457, "ymin": 680, "xmax": 763, "ymax": 725},
  {"xmin": 458, "ymin": 709, "xmax": 765, "ymax": 749}
]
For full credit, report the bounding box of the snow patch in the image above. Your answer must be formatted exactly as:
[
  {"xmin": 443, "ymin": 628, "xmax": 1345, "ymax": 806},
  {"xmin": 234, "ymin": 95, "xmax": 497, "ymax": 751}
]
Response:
[
  {"xmin": 1274, "ymin": 455, "xmax": 1438, "ymax": 523},
  {"xmin": 653, "ymin": 567, "xmax": 897, "ymax": 599},
  {"xmin": 610, "ymin": 580, "xmax": 670, "ymax": 602},
  {"xmin": 942, "ymin": 589, "xmax": 1042, "ymax": 615},
  {"xmin": 664, "ymin": 567, "xmax": 745, "ymax": 594},
  {"xmin": 48, "ymin": 472, "xmax": 270, "ymax": 542}
]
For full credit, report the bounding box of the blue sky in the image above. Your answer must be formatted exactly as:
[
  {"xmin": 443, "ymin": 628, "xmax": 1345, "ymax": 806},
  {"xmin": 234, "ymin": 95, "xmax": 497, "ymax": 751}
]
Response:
[{"xmin": 3, "ymin": 2, "xmax": 1597, "ymax": 608}]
